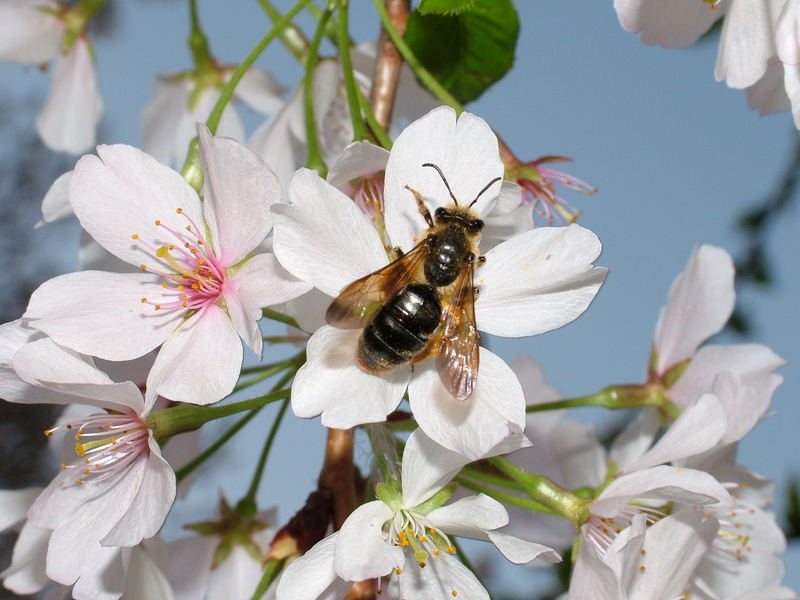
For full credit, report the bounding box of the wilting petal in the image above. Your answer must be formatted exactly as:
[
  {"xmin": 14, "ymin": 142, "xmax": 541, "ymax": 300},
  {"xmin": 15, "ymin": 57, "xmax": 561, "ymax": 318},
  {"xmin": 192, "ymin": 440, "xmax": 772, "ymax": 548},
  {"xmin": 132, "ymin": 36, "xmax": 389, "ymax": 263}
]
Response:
[
  {"xmin": 276, "ymin": 533, "xmax": 340, "ymax": 600},
  {"xmin": 614, "ymin": 0, "xmax": 721, "ymax": 48},
  {"xmin": 290, "ymin": 326, "xmax": 409, "ymax": 427},
  {"xmin": 334, "ymin": 501, "xmax": 400, "ymax": 581},
  {"xmin": 0, "ymin": 1, "xmax": 61, "ymax": 63},
  {"xmin": 475, "ymin": 224, "xmax": 606, "ymax": 337},
  {"xmin": 36, "ymin": 38, "xmax": 102, "ymax": 155}
]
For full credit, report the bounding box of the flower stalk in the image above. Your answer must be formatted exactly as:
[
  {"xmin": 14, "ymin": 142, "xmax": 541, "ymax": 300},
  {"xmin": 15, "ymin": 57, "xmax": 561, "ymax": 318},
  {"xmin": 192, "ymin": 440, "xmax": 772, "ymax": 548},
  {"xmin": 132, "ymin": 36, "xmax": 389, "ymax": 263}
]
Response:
[
  {"xmin": 250, "ymin": 558, "xmax": 285, "ymax": 600},
  {"xmin": 337, "ymin": 0, "xmax": 370, "ymax": 142},
  {"xmin": 188, "ymin": 0, "xmax": 214, "ymax": 74},
  {"xmin": 256, "ymin": 0, "xmax": 310, "ymax": 62},
  {"xmin": 303, "ymin": 2, "xmax": 335, "ymax": 177},
  {"xmin": 525, "ymin": 383, "xmax": 679, "ymax": 419}
]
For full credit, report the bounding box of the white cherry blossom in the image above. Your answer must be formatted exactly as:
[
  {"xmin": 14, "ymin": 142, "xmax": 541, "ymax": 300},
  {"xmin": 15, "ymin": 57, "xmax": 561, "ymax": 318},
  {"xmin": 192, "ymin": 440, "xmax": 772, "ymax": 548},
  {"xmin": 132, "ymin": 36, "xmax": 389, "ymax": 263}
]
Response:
[
  {"xmin": 273, "ymin": 107, "xmax": 606, "ymax": 458},
  {"xmin": 23, "ymin": 125, "xmax": 310, "ymax": 405}
]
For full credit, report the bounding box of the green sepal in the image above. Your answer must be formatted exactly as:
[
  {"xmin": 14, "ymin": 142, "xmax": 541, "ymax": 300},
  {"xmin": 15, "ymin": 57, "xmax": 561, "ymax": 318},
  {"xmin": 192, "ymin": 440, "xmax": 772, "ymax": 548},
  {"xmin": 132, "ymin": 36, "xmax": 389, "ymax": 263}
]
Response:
[
  {"xmin": 375, "ymin": 481, "xmax": 402, "ymax": 511},
  {"xmin": 411, "ymin": 483, "xmax": 456, "ymax": 515},
  {"xmin": 418, "ymin": 0, "xmax": 476, "ymax": 15},
  {"xmin": 662, "ymin": 358, "xmax": 691, "ymax": 388}
]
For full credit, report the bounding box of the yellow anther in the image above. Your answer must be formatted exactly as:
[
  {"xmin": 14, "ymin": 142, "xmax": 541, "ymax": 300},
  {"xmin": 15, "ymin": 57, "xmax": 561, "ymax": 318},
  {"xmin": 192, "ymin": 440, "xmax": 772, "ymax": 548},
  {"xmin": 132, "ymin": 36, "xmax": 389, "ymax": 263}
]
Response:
[
  {"xmin": 180, "ymin": 294, "xmax": 188, "ymax": 300},
  {"xmin": 176, "ymin": 208, "xmax": 183, "ymax": 214},
  {"xmin": 155, "ymin": 219, "xmax": 161, "ymax": 226},
  {"xmin": 451, "ymin": 590, "xmax": 458, "ymax": 597},
  {"xmin": 640, "ymin": 549, "xmax": 646, "ymax": 556},
  {"xmin": 140, "ymin": 264, "xmax": 147, "ymax": 271},
  {"xmin": 185, "ymin": 225, "xmax": 191, "ymax": 231},
  {"xmin": 60, "ymin": 463, "xmax": 67, "ymax": 470},
  {"xmin": 83, "ymin": 457, "xmax": 89, "ymax": 464},
  {"xmin": 182, "ymin": 302, "xmax": 188, "ymax": 308},
  {"xmin": 168, "ymin": 244, "xmax": 175, "ymax": 251},
  {"xmin": 44, "ymin": 429, "xmax": 54, "ymax": 436},
  {"xmin": 76, "ymin": 479, "xmax": 84, "ymax": 485},
  {"xmin": 197, "ymin": 240, "xmax": 204, "ymax": 245},
  {"xmin": 406, "ymin": 528, "xmax": 414, "ymax": 535},
  {"xmin": 197, "ymin": 258, "xmax": 205, "ymax": 265},
  {"xmin": 395, "ymin": 567, "xmax": 402, "ymax": 574},
  {"xmin": 418, "ymin": 536, "xmax": 427, "ymax": 543},
  {"xmin": 131, "ymin": 234, "xmax": 139, "ymax": 240},
  {"xmin": 178, "ymin": 285, "xmax": 185, "ymax": 291},
  {"xmin": 162, "ymin": 282, "xmax": 168, "ymax": 288},
  {"xmin": 418, "ymin": 562, "xmax": 426, "ymax": 568},
  {"xmin": 446, "ymin": 546, "xmax": 456, "ymax": 554},
  {"xmin": 433, "ymin": 549, "xmax": 441, "ymax": 556},
  {"xmin": 429, "ymin": 528, "xmax": 437, "ymax": 534},
  {"xmin": 154, "ymin": 305, "xmax": 161, "ymax": 311},
  {"xmin": 82, "ymin": 469, "xmax": 90, "ymax": 475},
  {"xmin": 140, "ymin": 298, "xmax": 147, "ymax": 303},
  {"xmin": 639, "ymin": 565, "xmax": 646, "ymax": 572},
  {"xmin": 95, "ymin": 464, "xmax": 101, "ymax": 470}
]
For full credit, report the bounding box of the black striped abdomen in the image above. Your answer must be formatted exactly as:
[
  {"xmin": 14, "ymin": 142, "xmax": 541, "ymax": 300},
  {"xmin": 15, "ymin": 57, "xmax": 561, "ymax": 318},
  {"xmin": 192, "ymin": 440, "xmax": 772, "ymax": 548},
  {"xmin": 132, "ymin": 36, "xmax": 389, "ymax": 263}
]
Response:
[{"xmin": 358, "ymin": 284, "xmax": 441, "ymax": 372}]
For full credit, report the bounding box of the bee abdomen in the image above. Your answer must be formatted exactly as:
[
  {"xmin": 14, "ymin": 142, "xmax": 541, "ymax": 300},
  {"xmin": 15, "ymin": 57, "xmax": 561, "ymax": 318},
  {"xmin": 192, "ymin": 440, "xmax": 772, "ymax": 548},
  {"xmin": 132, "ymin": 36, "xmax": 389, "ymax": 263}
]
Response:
[{"xmin": 358, "ymin": 284, "xmax": 441, "ymax": 372}]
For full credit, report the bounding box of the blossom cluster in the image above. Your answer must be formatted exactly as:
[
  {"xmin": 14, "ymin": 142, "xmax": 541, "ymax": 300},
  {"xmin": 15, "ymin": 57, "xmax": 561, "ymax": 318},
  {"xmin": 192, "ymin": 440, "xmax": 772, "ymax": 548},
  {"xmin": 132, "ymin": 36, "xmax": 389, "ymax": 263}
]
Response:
[{"xmin": 0, "ymin": 1, "xmax": 796, "ymax": 600}]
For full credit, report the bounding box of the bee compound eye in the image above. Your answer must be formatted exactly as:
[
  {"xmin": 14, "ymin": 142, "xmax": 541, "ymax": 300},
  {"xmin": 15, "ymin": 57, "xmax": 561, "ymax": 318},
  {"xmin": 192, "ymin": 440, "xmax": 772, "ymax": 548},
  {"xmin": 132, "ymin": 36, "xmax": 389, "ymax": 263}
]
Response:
[
  {"xmin": 474, "ymin": 219, "xmax": 484, "ymax": 230},
  {"xmin": 435, "ymin": 207, "xmax": 445, "ymax": 217}
]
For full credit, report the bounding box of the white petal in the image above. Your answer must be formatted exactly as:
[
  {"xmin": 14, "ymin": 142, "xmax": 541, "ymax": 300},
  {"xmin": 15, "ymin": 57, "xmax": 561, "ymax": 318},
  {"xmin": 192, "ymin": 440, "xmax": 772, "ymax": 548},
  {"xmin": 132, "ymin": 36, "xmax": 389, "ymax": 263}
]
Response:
[
  {"xmin": 70, "ymin": 142, "xmax": 205, "ymax": 269},
  {"xmin": 206, "ymin": 545, "xmax": 263, "ymax": 600},
  {"xmin": 282, "ymin": 288, "xmax": 330, "ymax": 334},
  {"xmin": 36, "ymin": 38, "xmax": 102, "ymax": 155},
  {"xmin": 408, "ymin": 347, "xmax": 525, "ymax": 461},
  {"xmin": 784, "ymin": 61, "xmax": 800, "ymax": 129},
  {"xmin": 248, "ymin": 91, "xmax": 304, "ymax": 190},
  {"xmin": 1, "ymin": 521, "xmax": 52, "ymax": 595},
  {"xmin": 549, "ymin": 420, "xmax": 607, "ymax": 490},
  {"xmin": 327, "ymin": 141, "xmax": 390, "ymax": 191},
  {"xmin": 0, "ymin": 1, "xmax": 61, "ymax": 63},
  {"xmin": 390, "ymin": 551, "xmax": 489, "ymax": 600},
  {"xmin": 141, "ymin": 77, "xmax": 191, "ymax": 166},
  {"xmin": 475, "ymin": 224, "xmax": 607, "ymax": 337},
  {"xmin": 427, "ymin": 494, "xmax": 507, "ymax": 539},
  {"xmin": 234, "ymin": 67, "xmax": 286, "ymax": 115},
  {"xmin": 197, "ymin": 124, "xmax": 281, "ymax": 265},
  {"xmin": 276, "ymin": 533, "xmax": 339, "ymax": 600},
  {"xmin": 0, "ymin": 488, "xmax": 41, "ymax": 532},
  {"xmin": 68, "ymin": 546, "xmax": 128, "ymax": 600},
  {"xmin": 624, "ymin": 394, "xmax": 726, "ymax": 472},
  {"xmin": 715, "ymin": 0, "xmax": 779, "ymax": 89},
  {"xmin": 479, "ymin": 203, "xmax": 534, "ymax": 254},
  {"xmin": 568, "ymin": 531, "xmax": 622, "ymax": 599},
  {"xmin": 592, "ymin": 465, "xmax": 732, "ymax": 518},
  {"xmin": 653, "ymin": 245, "xmax": 735, "ymax": 373},
  {"xmin": 776, "ymin": 0, "xmax": 800, "ymax": 64},
  {"xmin": 384, "ymin": 107, "xmax": 503, "ymax": 251},
  {"xmin": 290, "ymin": 326, "xmax": 409, "ymax": 428},
  {"xmin": 334, "ymin": 501, "xmax": 401, "ymax": 581},
  {"xmin": 747, "ymin": 58, "xmax": 792, "ymax": 115},
  {"xmin": 146, "ymin": 305, "xmax": 243, "ymax": 406},
  {"xmin": 486, "ymin": 531, "xmax": 561, "ymax": 565},
  {"xmin": 24, "ymin": 270, "xmax": 174, "ymax": 361},
  {"xmin": 613, "ymin": 0, "xmax": 721, "ymax": 48},
  {"xmin": 39, "ymin": 171, "xmax": 73, "ymax": 225},
  {"xmin": 608, "ymin": 407, "xmax": 661, "ymax": 472},
  {"xmin": 124, "ymin": 545, "xmax": 175, "ymax": 600},
  {"xmin": 273, "ymin": 169, "xmax": 388, "ymax": 297},
  {"xmin": 735, "ymin": 588, "xmax": 800, "ymax": 600}
]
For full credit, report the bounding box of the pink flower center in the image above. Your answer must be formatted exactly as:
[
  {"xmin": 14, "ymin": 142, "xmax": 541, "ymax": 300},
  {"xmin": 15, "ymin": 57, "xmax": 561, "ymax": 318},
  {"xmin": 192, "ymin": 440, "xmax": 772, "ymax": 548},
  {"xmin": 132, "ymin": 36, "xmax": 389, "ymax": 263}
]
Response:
[
  {"xmin": 133, "ymin": 208, "xmax": 226, "ymax": 313},
  {"xmin": 351, "ymin": 172, "xmax": 387, "ymax": 244},
  {"xmin": 517, "ymin": 159, "xmax": 595, "ymax": 226},
  {"xmin": 584, "ymin": 505, "xmax": 664, "ymax": 553},
  {"xmin": 45, "ymin": 410, "xmax": 150, "ymax": 486}
]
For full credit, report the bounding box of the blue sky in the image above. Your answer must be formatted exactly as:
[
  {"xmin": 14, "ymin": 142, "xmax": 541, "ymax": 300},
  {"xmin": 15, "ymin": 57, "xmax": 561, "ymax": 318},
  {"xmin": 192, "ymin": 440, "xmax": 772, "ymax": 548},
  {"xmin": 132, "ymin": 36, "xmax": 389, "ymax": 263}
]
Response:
[{"xmin": 1, "ymin": 0, "xmax": 797, "ymax": 595}]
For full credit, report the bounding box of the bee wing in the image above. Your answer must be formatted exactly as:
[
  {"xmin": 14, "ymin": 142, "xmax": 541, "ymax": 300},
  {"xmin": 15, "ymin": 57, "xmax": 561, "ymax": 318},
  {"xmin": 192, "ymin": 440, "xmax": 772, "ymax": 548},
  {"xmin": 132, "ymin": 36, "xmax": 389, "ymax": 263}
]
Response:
[
  {"xmin": 436, "ymin": 264, "xmax": 480, "ymax": 401},
  {"xmin": 325, "ymin": 240, "xmax": 430, "ymax": 329}
]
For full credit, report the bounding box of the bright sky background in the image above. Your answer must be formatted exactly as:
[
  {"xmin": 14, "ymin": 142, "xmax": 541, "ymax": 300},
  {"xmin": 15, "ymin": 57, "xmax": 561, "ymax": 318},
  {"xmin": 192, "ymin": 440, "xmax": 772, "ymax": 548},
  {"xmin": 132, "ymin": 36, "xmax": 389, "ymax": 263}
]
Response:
[{"xmin": 1, "ymin": 0, "xmax": 798, "ymax": 596}]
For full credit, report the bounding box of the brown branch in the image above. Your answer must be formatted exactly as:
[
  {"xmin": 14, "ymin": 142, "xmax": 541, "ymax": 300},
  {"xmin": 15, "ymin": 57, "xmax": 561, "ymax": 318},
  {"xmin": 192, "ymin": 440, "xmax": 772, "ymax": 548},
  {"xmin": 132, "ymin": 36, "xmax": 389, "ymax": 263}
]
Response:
[{"xmin": 369, "ymin": 0, "xmax": 410, "ymax": 130}]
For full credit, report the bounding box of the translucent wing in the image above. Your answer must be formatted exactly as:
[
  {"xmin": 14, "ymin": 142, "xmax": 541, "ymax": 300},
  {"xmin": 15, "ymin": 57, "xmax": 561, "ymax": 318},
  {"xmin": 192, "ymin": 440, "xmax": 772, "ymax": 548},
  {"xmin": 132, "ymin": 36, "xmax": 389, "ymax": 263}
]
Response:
[
  {"xmin": 325, "ymin": 241, "xmax": 430, "ymax": 329},
  {"xmin": 436, "ymin": 264, "xmax": 480, "ymax": 401}
]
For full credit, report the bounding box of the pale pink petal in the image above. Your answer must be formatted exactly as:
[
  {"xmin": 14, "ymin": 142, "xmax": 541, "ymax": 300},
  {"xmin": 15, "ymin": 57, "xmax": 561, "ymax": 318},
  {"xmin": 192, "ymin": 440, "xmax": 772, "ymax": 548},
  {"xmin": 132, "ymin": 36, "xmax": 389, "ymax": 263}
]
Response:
[
  {"xmin": 653, "ymin": 245, "xmax": 735, "ymax": 373},
  {"xmin": 608, "ymin": 407, "xmax": 661, "ymax": 472},
  {"xmin": 592, "ymin": 465, "xmax": 732, "ymax": 518},
  {"xmin": 206, "ymin": 545, "xmax": 262, "ymax": 600},
  {"xmin": 389, "ymin": 551, "xmax": 489, "ymax": 600},
  {"xmin": 613, "ymin": 0, "xmax": 721, "ymax": 48},
  {"xmin": 1, "ymin": 521, "xmax": 52, "ymax": 595},
  {"xmin": 225, "ymin": 252, "xmax": 311, "ymax": 354},
  {"xmin": 624, "ymin": 394, "xmax": 726, "ymax": 472},
  {"xmin": 549, "ymin": 420, "xmax": 607, "ymax": 489},
  {"xmin": 784, "ymin": 61, "xmax": 800, "ymax": 128},
  {"xmin": 235, "ymin": 67, "xmax": 286, "ymax": 115},
  {"xmin": 197, "ymin": 124, "xmax": 280, "ymax": 264},
  {"xmin": 100, "ymin": 439, "xmax": 175, "ymax": 546},
  {"xmin": 276, "ymin": 533, "xmax": 340, "ymax": 600},
  {"xmin": 141, "ymin": 77, "xmax": 191, "ymax": 166},
  {"xmin": 78, "ymin": 231, "xmax": 134, "ymax": 272},
  {"xmin": 68, "ymin": 546, "xmax": 127, "ymax": 600},
  {"xmin": 0, "ymin": 488, "xmax": 41, "ymax": 532},
  {"xmin": 735, "ymin": 588, "xmax": 799, "ymax": 600},
  {"xmin": 334, "ymin": 501, "xmax": 401, "ymax": 581},
  {"xmin": 408, "ymin": 347, "xmax": 525, "ymax": 460},
  {"xmin": 384, "ymin": 107, "xmax": 503, "ymax": 251},
  {"xmin": 486, "ymin": 531, "xmax": 561, "ymax": 565},
  {"xmin": 282, "ymin": 288, "xmax": 330, "ymax": 334},
  {"xmin": 777, "ymin": 1, "xmax": 800, "ymax": 65},
  {"xmin": 715, "ymin": 0, "xmax": 779, "ymax": 89},
  {"xmin": 709, "ymin": 371, "xmax": 774, "ymax": 445},
  {"xmin": 39, "ymin": 171, "xmax": 73, "ymax": 226},
  {"xmin": 327, "ymin": 141, "xmax": 390, "ymax": 190},
  {"xmin": 162, "ymin": 429, "xmax": 199, "ymax": 498},
  {"xmin": 568, "ymin": 535, "xmax": 621, "ymax": 599},
  {"xmin": 124, "ymin": 545, "xmax": 175, "ymax": 600},
  {"xmin": 747, "ymin": 58, "xmax": 792, "ymax": 115},
  {"xmin": 0, "ymin": 1, "xmax": 61, "ymax": 63},
  {"xmin": 290, "ymin": 326, "xmax": 409, "ymax": 427},
  {"xmin": 475, "ymin": 224, "xmax": 606, "ymax": 337},
  {"xmin": 146, "ymin": 305, "xmax": 242, "ymax": 406},
  {"xmin": 70, "ymin": 143, "xmax": 204, "ymax": 270},
  {"xmin": 273, "ymin": 169, "xmax": 388, "ymax": 297},
  {"xmin": 160, "ymin": 535, "xmax": 215, "ymax": 600},
  {"xmin": 427, "ymin": 494, "xmax": 507, "ymax": 539},
  {"xmin": 12, "ymin": 338, "xmax": 146, "ymax": 413},
  {"xmin": 36, "ymin": 38, "xmax": 102, "ymax": 155},
  {"xmin": 24, "ymin": 271, "xmax": 174, "ymax": 361},
  {"xmin": 248, "ymin": 90, "xmax": 304, "ymax": 189},
  {"xmin": 479, "ymin": 204, "xmax": 534, "ymax": 254}
]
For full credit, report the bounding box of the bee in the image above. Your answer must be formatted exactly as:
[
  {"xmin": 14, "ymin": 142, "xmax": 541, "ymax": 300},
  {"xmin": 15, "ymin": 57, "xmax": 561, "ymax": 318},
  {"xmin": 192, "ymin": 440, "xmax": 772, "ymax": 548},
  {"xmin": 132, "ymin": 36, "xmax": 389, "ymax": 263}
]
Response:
[{"xmin": 326, "ymin": 163, "xmax": 501, "ymax": 401}]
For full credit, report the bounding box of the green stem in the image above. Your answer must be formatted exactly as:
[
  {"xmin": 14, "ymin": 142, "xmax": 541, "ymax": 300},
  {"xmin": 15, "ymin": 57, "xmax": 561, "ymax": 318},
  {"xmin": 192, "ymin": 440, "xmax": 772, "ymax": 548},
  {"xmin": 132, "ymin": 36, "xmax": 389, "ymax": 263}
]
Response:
[
  {"xmin": 61, "ymin": 0, "xmax": 107, "ymax": 52},
  {"xmin": 303, "ymin": 3, "xmax": 334, "ymax": 176},
  {"xmin": 371, "ymin": 0, "xmax": 464, "ymax": 113},
  {"xmin": 188, "ymin": 0, "xmax": 214, "ymax": 73},
  {"xmin": 455, "ymin": 476, "xmax": 553, "ymax": 514},
  {"xmin": 262, "ymin": 335, "xmax": 308, "ymax": 344},
  {"xmin": 249, "ymin": 558, "xmax": 286, "ymax": 600},
  {"xmin": 337, "ymin": 0, "xmax": 370, "ymax": 141},
  {"xmin": 525, "ymin": 384, "xmax": 678, "ymax": 419},
  {"xmin": 256, "ymin": 0, "xmax": 310, "ymax": 62},
  {"xmin": 356, "ymin": 85, "xmax": 393, "ymax": 150},
  {"xmin": 459, "ymin": 466, "xmax": 525, "ymax": 492},
  {"xmin": 239, "ymin": 356, "xmax": 300, "ymax": 377},
  {"xmin": 261, "ymin": 307, "xmax": 302, "ymax": 330}
]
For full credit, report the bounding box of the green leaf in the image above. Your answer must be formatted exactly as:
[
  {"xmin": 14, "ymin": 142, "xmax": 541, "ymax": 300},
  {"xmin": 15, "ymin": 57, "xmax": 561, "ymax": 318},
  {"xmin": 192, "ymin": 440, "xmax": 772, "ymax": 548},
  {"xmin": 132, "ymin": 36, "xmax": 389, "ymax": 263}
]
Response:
[
  {"xmin": 418, "ymin": 0, "xmax": 476, "ymax": 16},
  {"xmin": 404, "ymin": 0, "xmax": 519, "ymax": 104}
]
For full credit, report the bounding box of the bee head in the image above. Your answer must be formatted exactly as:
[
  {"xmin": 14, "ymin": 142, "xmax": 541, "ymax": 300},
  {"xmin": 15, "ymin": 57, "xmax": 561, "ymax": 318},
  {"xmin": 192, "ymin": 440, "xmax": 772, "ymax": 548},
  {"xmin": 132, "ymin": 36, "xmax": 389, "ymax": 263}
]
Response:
[{"xmin": 434, "ymin": 206, "xmax": 484, "ymax": 234}]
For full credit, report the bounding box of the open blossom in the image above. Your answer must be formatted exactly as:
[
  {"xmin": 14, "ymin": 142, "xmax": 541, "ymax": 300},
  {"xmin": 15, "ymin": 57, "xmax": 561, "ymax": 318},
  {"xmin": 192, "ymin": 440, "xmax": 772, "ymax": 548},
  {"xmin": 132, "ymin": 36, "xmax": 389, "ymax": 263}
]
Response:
[
  {"xmin": 273, "ymin": 106, "xmax": 607, "ymax": 459},
  {"xmin": 23, "ymin": 124, "xmax": 310, "ymax": 405},
  {"xmin": 276, "ymin": 429, "xmax": 556, "ymax": 600}
]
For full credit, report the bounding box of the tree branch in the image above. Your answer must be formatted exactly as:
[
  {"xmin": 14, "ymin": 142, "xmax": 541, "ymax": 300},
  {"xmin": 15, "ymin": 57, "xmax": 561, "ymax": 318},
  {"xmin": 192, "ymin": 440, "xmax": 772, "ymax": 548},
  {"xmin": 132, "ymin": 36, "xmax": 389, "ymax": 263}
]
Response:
[{"xmin": 369, "ymin": 0, "xmax": 410, "ymax": 129}]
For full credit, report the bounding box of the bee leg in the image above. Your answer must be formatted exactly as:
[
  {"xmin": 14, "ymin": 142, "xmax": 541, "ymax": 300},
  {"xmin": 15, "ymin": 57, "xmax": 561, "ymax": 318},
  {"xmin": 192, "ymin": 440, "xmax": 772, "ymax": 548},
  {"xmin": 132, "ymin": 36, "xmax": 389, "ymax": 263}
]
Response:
[
  {"xmin": 392, "ymin": 246, "xmax": 405, "ymax": 260},
  {"xmin": 473, "ymin": 287, "xmax": 480, "ymax": 298},
  {"xmin": 404, "ymin": 185, "xmax": 434, "ymax": 228},
  {"xmin": 477, "ymin": 255, "xmax": 487, "ymax": 266}
]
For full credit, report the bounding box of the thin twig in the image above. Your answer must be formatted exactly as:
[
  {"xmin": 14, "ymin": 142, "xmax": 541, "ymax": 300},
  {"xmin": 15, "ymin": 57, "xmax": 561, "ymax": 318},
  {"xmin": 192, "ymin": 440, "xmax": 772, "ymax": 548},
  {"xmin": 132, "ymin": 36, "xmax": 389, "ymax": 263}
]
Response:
[{"xmin": 369, "ymin": 0, "xmax": 409, "ymax": 129}]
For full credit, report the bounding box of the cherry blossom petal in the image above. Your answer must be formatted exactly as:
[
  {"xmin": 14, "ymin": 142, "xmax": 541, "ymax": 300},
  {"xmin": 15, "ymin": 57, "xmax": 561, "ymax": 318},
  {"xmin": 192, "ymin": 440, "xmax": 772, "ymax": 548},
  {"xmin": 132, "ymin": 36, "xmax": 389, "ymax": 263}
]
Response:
[
  {"xmin": 334, "ymin": 501, "xmax": 401, "ymax": 581},
  {"xmin": 408, "ymin": 347, "xmax": 525, "ymax": 460},
  {"xmin": 624, "ymin": 394, "xmax": 726, "ymax": 472},
  {"xmin": 475, "ymin": 224, "xmax": 606, "ymax": 337},
  {"xmin": 197, "ymin": 125, "xmax": 280, "ymax": 265},
  {"xmin": 0, "ymin": 0, "xmax": 61, "ymax": 63},
  {"xmin": 708, "ymin": 371, "xmax": 773, "ymax": 445},
  {"xmin": 206, "ymin": 546, "xmax": 263, "ymax": 600},
  {"xmin": 480, "ymin": 204, "xmax": 534, "ymax": 254},
  {"xmin": 613, "ymin": 0, "xmax": 721, "ymax": 48},
  {"xmin": 486, "ymin": 531, "xmax": 561, "ymax": 565},
  {"xmin": 12, "ymin": 338, "xmax": 145, "ymax": 414},
  {"xmin": 276, "ymin": 533, "xmax": 340, "ymax": 600},
  {"xmin": 327, "ymin": 141, "xmax": 390, "ymax": 190},
  {"xmin": 234, "ymin": 67, "xmax": 286, "ymax": 115},
  {"xmin": 146, "ymin": 304, "xmax": 243, "ymax": 406},
  {"xmin": 273, "ymin": 169, "xmax": 388, "ymax": 297},
  {"xmin": 0, "ymin": 521, "xmax": 51, "ymax": 595},
  {"xmin": 124, "ymin": 545, "xmax": 174, "ymax": 600},
  {"xmin": 592, "ymin": 465, "xmax": 732, "ymax": 518},
  {"xmin": 0, "ymin": 488, "xmax": 41, "ymax": 532},
  {"xmin": 735, "ymin": 588, "xmax": 800, "ymax": 600},
  {"xmin": 747, "ymin": 58, "xmax": 792, "ymax": 115},
  {"xmin": 224, "ymin": 253, "xmax": 311, "ymax": 355},
  {"xmin": 715, "ymin": 0, "xmax": 779, "ymax": 89},
  {"xmin": 653, "ymin": 245, "xmax": 735, "ymax": 373},
  {"xmin": 608, "ymin": 407, "xmax": 661, "ymax": 472},
  {"xmin": 549, "ymin": 420, "xmax": 607, "ymax": 490},
  {"xmin": 290, "ymin": 326, "xmax": 409, "ymax": 427},
  {"xmin": 36, "ymin": 38, "xmax": 102, "ymax": 155},
  {"xmin": 190, "ymin": 86, "xmax": 245, "ymax": 143},
  {"xmin": 39, "ymin": 171, "xmax": 73, "ymax": 225},
  {"xmin": 141, "ymin": 78, "xmax": 191, "ymax": 166},
  {"xmin": 384, "ymin": 106, "xmax": 503, "ymax": 251},
  {"xmin": 784, "ymin": 61, "xmax": 800, "ymax": 128},
  {"xmin": 248, "ymin": 88, "xmax": 305, "ymax": 189},
  {"xmin": 70, "ymin": 143, "xmax": 203, "ymax": 270},
  {"xmin": 283, "ymin": 288, "xmax": 330, "ymax": 334},
  {"xmin": 777, "ymin": 0, "xmax": 800, "ymax": 65},
  {"xmin": 389, "ymin": 551, "xmax": 489, "ymax": 600},
  {"xmin": 100, "ymin": 440, "xmax": 175, "ymax": 546},
  {"xmin": 68, "ymin": 546, "xmax": 127, "ymax": 600},
  {"xmin": 427, "ymin": 494, "xmax": 507, "ymax": 539},
  {"xmin": 24, "ymin": 271, "xmax": 174, "ymax": 361}
]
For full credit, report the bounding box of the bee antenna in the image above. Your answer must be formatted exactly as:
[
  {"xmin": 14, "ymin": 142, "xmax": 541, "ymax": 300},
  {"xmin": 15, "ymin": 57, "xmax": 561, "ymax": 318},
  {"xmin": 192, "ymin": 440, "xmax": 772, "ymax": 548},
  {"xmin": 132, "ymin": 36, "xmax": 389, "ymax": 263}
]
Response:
[
  {"xmin": 422, "ymin": 163, "xmax": 459, "ymax": 206},
  {"xmin": 468, "ymin": 176, "xmax": 502, "ymax": 208}
]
